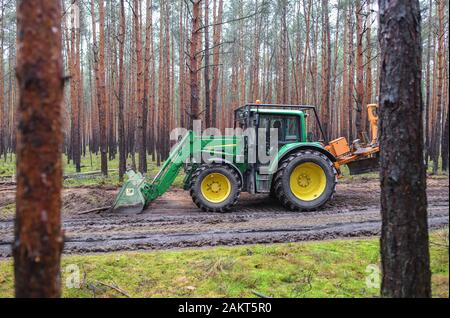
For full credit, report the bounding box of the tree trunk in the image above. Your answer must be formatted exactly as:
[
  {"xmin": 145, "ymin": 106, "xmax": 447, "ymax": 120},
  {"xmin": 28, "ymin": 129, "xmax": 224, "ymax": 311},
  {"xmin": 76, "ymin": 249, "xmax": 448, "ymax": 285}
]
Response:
[
  {"xmin": 143, "ymin": 0, "xmax": 153, "ymax": 163},
  {"xmin": 280, "ymin": 0, "xmax": 289, "ymax": 103},
  {"xmin": 210, "ymin": 0, "xmax": 223, "ymax": 128},
  {"xmin": 424, "ymin": 0, "xmax": 432, "ymax": 166},
  {"xmin": 330, "ymin": 0, "xmax": 341, "ymax": 139},
  {"xmin": 70, "ymin": 1, "xmax": 81, "ymax": 172},
  {"xmin": 204, "ymin": 0, "xmax": 211, "ymax": 127},
  {"xmin": 14, "ymin": 0, "xmax": 64, "ymax": 297},
  {"xmin": 347, "ymin": 4, "xmax": 354, "ymax": 142},
  {"xmin": 432, "ymin": 0, "xmax": 445, "ymax": 174},
  {"xmin": 118, "ymin": 0, "xmax": 126, "ymax": 181},
  {"xmin": 91, "ymin": 0, "xmax": 108, "ymax": 176},
  {"xmin": 98, "ymin": 0, "xmax": 108, "ymax": 175},
  {"xmin": 189, "ymin": 0, "xmax": 202, "ymax": 128},
  {"xmin": 178, "ymin": 0, "xmax": 185, "ymax": 128},
  {"xmin": 0, "ymin": 0, "xmax": 4, "ymax": 158},
  {"xmin": 320, "ymin": 0, "xmax": 331, "ymax": 141},
  {"xmin": 355, "ymin": 0, "xmax": 364, "ymax": 140},
  {"xmin": 442, "ymin": 104, "xmax": 449, "ymax": 171},
  {"xmin": 378, "ymin": 0, "xmax": 431, "ymax": 298},
  {"xmin": 133, "ymin": 0, "xmax": 146, "ymax": 173},
  {"xmin": 340, "ymin": 7, "xmax": 348, "ymax": 139},
  {"xmin": 364, "ymin": 0, "xmax": 373, "ymax": 133}
]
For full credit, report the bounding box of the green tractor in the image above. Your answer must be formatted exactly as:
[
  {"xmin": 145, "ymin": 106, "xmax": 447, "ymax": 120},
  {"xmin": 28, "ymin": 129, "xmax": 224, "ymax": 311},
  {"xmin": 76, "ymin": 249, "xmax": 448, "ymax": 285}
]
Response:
[{"xmin": 112, "ymin": 103, "xmax": 379, "ymax": 214}]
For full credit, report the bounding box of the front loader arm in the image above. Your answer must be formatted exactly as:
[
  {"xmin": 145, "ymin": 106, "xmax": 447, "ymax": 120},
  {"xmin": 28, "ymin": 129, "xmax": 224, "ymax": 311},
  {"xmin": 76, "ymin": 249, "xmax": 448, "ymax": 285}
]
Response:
[
  {"xmin": 111, "ymin": 131, "xmax": 194, "ymax": 213},
  {"xmin": 143, "ymin": 131, "xmax": 194, "ymax": 202}
]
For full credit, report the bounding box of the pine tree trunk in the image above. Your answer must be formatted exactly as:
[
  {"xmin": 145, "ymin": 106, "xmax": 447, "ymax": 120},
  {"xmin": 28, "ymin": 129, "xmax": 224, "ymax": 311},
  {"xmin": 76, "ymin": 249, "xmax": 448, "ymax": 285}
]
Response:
[
  {"xmin": 143, "ymin": 0, "xmax": 153, "ymax": 163},
  {"xmin": 133, "ymin": 0, "xmax": 146, "ymax": 173},
  {"xmin": 347, "ymin": 4, "xmax": 354, "ymax": 142},
  {"xmin": 14, "ymin": 0, "xmax": 64, "ymax": 297},
  {"xmin": 99, "ymin": 0, "xmax": 108, "ymax": 175},
  {"xmin": 204, "ymin": 0, "xmax": 211, "ymax": 127},
  {"xmin": 441, "ymin": 104, "xmax": 449, "ymax": 171},
  {"xmin": 432, "ymin": 0, "xmax": 445, "ymax": 174},
  {"xmin": 355, "ymin": 0, "xmax": 364, "ymax": 140},
  {"xmin": 0, "ymin": 0, "xmax": 4, "ymax": 158},
  {"xmin": 320, "ymin": 0, "xmax": 331, "ymax": 141},
  {"xmin": 118, "ymin": 0, "xmax": 126, "ymax": 181},
  {"xmin": 424, "ymin": 0, "xmax": 432, "ymax": 166},
  {"xmin": 378, "ymin": 0, "xmax": 431, "ymax": 298},
  {"xmin": 91, "ymin": 0, "xmax": 108, "ymax": 176},
  {"xmin": 364, "ymin": 0, "xmax": 373, "ymax": 135},
  {"xmin": 340, "ymin": 8, "xmax": 348, "ymax": 139},
  {"xmin": 189, "ymin": 0, "xmax": 202, "ymax": 128}
]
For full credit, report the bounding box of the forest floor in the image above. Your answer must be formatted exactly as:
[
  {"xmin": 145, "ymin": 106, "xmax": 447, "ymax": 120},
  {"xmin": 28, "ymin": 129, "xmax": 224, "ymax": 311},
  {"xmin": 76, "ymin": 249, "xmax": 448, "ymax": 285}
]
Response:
[
  {"xmin": 0, "ymin": 230, "xmax": 448, "ymax": 297},
  {"xmin": 0, "ymin": 175, "xmax": 448, "ymax": 257}
]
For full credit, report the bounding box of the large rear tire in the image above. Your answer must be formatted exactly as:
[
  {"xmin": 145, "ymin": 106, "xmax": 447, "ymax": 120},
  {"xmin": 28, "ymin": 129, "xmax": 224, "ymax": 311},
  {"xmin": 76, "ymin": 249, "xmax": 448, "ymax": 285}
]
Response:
[
  {"xmin": 190, "ymin": 165, "xmax": 241, "ymax": 212},
  {"xmin": 273, "ymin": 150, "xmax": 337, "ymax": 211}
]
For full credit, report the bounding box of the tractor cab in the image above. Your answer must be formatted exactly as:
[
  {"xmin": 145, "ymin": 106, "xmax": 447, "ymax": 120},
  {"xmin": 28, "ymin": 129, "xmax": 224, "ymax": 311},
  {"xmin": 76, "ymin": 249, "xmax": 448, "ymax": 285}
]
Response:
[{"xmin": 233, "ymin": 102, "xmax": 331, "ymax": 195}]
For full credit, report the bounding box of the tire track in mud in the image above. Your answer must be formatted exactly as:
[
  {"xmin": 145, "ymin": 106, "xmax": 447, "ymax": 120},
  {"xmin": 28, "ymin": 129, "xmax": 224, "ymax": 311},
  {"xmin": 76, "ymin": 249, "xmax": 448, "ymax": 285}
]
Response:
[
  {"xmin": 0, "ymin": 202, "xmax": 448, "ymax": 257},
  {"xmin": 0, "ymin": 178, "xmax": 448, "ymax": 257}
]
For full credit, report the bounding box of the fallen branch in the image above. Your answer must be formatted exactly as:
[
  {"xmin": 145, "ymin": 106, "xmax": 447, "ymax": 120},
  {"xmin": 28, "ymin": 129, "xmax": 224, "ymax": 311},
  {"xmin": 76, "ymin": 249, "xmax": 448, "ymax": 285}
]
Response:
[
  {"xmin": 251, "ymin": 290, "xmax": 272, "ymax": 298},
  {"xmin": 95, "ymin": 280, "xmax": 131, "ymax": 298},
  {"xmin": 77, "ymin": 206, "xmax": 112, "ymax": 215},
  {"xmin": 63, "ymin": 169, "xmax": 118, "ymax": 180}
]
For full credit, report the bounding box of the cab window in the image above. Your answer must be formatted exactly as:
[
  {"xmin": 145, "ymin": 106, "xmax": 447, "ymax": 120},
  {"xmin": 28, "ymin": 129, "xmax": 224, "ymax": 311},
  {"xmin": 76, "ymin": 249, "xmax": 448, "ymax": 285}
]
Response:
[{"xmin": 259, "ymin": 115, "xmax": 300, "ymax": 144}]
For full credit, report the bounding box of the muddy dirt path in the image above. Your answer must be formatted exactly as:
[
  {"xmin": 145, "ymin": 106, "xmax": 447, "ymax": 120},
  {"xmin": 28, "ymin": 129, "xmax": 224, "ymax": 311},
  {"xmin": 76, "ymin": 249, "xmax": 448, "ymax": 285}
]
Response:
[{"xmin": 0, "ymin": 177, "xmax": 448, "ymax": 257}]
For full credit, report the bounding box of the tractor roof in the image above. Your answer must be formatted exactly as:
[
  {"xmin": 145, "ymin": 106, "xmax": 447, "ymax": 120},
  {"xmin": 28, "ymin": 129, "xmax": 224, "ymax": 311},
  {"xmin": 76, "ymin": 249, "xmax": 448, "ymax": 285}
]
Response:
[
  {"xmin": 235, "ymin": 103, "xmax": 317, "ymax": 112},
  {"xmin": 249, "ymin": 108, "xmax": 305, "ymax": 116},
  {"xmin": 234, "ymin": 103, "xmax": 327, "ymax": 142},
  {"xmin": 234, "ymin": 103, "xmax": 316, "ymax": 118}
]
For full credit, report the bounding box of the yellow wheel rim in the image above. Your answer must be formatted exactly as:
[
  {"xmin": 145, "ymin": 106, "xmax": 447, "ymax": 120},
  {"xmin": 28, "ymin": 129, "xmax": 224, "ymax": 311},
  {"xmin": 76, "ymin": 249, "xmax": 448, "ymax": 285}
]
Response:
[
  {"xmin": 289, "ymin": 162, "xmax": 327, "ymax": 201},
  {"xmin": 201, "ymin": 173, "xmax": 231, "ymax": 203}
]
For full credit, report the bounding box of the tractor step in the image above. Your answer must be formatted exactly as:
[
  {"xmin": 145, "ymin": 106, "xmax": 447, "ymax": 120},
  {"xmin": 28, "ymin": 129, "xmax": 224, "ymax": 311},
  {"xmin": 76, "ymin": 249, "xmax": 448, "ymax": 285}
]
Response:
[{"xmin": 256, "ymin": 173, "xmax": 271, "ymax": 193}]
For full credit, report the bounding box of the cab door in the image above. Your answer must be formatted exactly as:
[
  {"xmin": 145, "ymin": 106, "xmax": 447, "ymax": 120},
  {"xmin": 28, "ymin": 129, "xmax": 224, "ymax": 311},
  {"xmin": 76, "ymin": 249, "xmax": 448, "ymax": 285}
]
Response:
[{"xmin": 256, "ymin": 115, "xmax": 301, "ymax": 192}]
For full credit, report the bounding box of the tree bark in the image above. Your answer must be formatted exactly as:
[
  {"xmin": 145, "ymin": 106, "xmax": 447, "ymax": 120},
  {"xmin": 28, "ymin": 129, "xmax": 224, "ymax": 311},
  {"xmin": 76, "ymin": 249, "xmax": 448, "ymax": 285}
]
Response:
[
  {"xmin": 210, "ymin": 0, "xmax": 223, "ymax": 128},
  {"xmin": 0, "ymin": 0, "xmax": 4, "ymax": 158},
  {"xmin": 133, "ymin": 0, "xmax": 146, "ymax": 173},
  {"xmin": 91, "ymin": 0, "xmax": 108, "ymax": 176},
  {"xmin": 143, "ymin": 0, "xmax": 153, "ymax": 164},
  {"xmin": 204, "ymin": 0, "xmax": 211, "ymax": 127},
  {"xmin": 320, "ymin": 0, "xmax": 331, "ymax": 141},
  {"xmin": 118, "ymin": 0, "xmax": 126, "ymax": 181},
  {"xmin": 70, "ymin": 1, "xmax": 81, "ymax": 172},
  {"xmin": 189, "ymin": 0, "xmax": 202, "ymax": 128},
  {"xmin": 14, "ymin": 0, "xmax": 64, "ymax": 297},
  {"xmin": 364, "ymin": 0, "xmax": 373, "ymax": 133},
  {"xmin": 378, "ymin": 0, "xmax": 431, "ymax": 298},
  {"xmin": 424, "ymin": 0, "xmax": 432, "ymax": 166},
  {"xmin": 355, "ymin": 0, "xmax": 364, "ymax": 140},
  {"xmin": 442, "ymin": 103, "xmax": 449, "ymax": 171},
  {"xmin": 347, "ymin": 4, "xmax": 354, "ymax": 142},
  {"xmin": 98, "ymin": 0, "xmax": 108, "ymax": 175},
  {"xmin": 432, "ymin": 0, "xmax": 445, "ymax": 174}
]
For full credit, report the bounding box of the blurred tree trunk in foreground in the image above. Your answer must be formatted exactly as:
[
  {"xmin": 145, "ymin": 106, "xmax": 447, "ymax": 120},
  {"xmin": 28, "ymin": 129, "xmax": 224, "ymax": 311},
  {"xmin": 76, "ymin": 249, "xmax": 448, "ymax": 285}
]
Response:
[
  {"xmin": 14, "ymin": 0, "xmax": 64, "ymax": 298},
  {"xmin": 378, "ymin": 0, "xmax": 431, "ymax": 298}
]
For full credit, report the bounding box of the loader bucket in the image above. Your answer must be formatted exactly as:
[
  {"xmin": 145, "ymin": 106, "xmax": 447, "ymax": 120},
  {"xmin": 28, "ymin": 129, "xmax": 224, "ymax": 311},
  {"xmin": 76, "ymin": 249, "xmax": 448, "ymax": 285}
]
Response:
[
  {"xmin": 111, "ymin": 170, "xmax": 147, "ymax": 214},
  {"xmin": 347, "ymin": 157, "xmax": 379, "ymax": 175}
]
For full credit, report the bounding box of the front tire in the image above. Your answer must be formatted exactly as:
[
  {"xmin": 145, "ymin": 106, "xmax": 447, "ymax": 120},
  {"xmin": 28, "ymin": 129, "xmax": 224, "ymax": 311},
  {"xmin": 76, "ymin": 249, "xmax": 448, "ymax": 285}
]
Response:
[
  {"xmin": 190, "ymin": 165, "xmax": 241, "ymax": 212},
  {"xmin": 273, "ymin": 150, "xmax": 337, "ymax": 211}
]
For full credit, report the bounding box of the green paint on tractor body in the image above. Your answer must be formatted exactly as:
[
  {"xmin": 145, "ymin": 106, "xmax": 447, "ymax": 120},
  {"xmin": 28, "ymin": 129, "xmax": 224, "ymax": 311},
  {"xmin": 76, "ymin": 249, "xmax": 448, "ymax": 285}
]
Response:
[{"xmin": 112, "ymin": 104, "xmax": 335, "ymax": 213}]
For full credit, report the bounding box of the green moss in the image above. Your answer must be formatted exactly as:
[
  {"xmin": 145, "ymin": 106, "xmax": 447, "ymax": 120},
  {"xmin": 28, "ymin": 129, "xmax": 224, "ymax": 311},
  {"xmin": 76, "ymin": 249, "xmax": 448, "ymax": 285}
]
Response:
[{"xmin": 0, "ymin": 230, "xmax": 447, "ymax": 298}]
